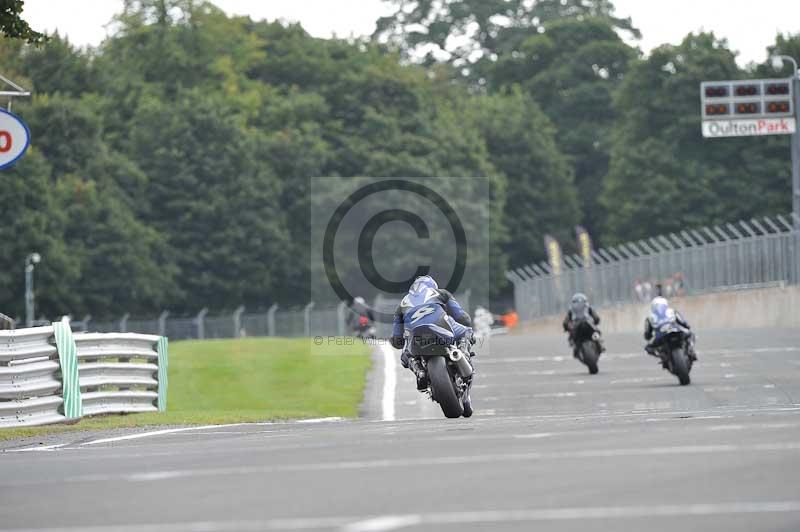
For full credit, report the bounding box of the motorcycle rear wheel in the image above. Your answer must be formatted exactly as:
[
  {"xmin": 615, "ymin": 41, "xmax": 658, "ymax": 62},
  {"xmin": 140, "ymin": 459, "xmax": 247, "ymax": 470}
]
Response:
[{"xmin": 427, "ymin": 355, "xmax": 464, "ymax": 418}]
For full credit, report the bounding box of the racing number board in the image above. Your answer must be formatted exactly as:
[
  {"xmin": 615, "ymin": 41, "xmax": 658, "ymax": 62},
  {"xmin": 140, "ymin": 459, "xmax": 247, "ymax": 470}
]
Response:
[{"xmin": 700, "ymin": 78, "xmax": 796, "ymax": 138}]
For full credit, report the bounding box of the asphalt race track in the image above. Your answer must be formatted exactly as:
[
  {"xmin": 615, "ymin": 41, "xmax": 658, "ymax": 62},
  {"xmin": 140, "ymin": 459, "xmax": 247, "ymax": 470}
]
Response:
[{"xmin": 1, "ymin": 328, "xmax": 799, "ymax": 532}]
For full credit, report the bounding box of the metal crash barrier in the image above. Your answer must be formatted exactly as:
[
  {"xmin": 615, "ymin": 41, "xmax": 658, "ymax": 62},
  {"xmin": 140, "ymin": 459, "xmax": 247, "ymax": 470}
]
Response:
[{"xmin": 0, "ymin": 323, "xmax": 168, "ymax": 428}]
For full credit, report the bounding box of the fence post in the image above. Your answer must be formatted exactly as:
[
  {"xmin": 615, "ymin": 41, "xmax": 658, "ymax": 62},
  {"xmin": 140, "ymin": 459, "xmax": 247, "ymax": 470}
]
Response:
[
  {"xmin": 303, "ymin": 302, "xmax": 315, "ymax": 337},
  {"xmin": 777, "ymin": 215, "xmax": 799, "ymax": 285},
  {"xmin": 700, "ymin": 227, "xmax": 719, "ymax": 289},
  {"xmin": 158, "ymin": 310, "xmax": 169, "ymax": 337},
  {"xmin": 195, "ymin": 308, "xmax": 208, "ymax": 340},
  {"xmin": 337, "ymin": 301, "xmax": 348, "ymax": 336},
  {"xmin": 666, "ymin": 234, "xmax": 686, "ymax": 293},
  {"xmin": 683, "ymin": 231, "xmax": 704, "ymax": 291},
  {"xmin": 749, "ymin": 219, "xmax": 770, "ymax": 283},
  {"xmin": 267, "ymin": 304, "xmax": 278, "ymax": 336},
  {"xmin": 775, "ymin": 216, "xmax": 794, "ymax": 284},
  {"xmin": 506, "ymin": 271, "xmax": 526, "ymax": 320},
  {"xmin": 590, "ymin": 251, "xmax": 605, "ymax": 306},
  {"xmin": 120, "ymin": 313, "xmax": 130, "ymax": 333},
  {"xmin": 725, "ymin": 223, "xmax": 746, "ymax": 285},
  {"xmin": 80, "ymin": 314, "xmax": 91, "ymax": 332},
  {"xmin": 739, "ymin": 221, "xmax": 758, "ymax": 284},
  {"xmin": 597, "ymin": 249, "xmax": 615, "ymax": 306},
  {"xmin": 529, "ymin": 266, "xmax": 546, "ymax": 319},
  {"xmin": 233, "ymin": 305, "xmax": 245, "ymax": 338},
  {"xmin": 787, "ymin": 214, "xmax": 800, "ymax": 284}
]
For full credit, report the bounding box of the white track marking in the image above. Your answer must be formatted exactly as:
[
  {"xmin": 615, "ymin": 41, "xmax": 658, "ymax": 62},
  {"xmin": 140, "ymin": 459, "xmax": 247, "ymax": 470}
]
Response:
[
  {"xmin": 514, "ymin": 432, "xmax": 554, "ymax": 439},
  {"xmin": 77, "ymin": 418, "xmax": 344, "ymax": 446},
  {"xmin": 381, "ymin": 344, "xmax": 396, "ymax": 422},
  {"xmin": 6, "ymin": 443, "xmax": 68, "ymax": 452},
  {"xmin": 343, "ymin": 501, "xmax": 800, "ymax": 529},
  {"xmin": 5, "ymin": 501, "xmax": 800, "ymax": 531},
  {"xmin": 296, "ymin": 417, "xmax": 344, "ymax": 424},
  {"xmin": 343, "ymin": 515, "xmax": 422, "ymax": 532},
  {"xmin": 19, "ymin": 442, "xmax": 797, "ymax": 486},
  {"xmin": 81, "ymin": 425, "xmax": 250, "ymax": 446}
]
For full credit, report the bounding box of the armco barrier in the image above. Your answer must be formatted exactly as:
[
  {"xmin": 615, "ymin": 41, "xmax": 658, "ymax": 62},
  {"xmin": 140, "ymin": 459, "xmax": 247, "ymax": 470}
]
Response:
[{"xmin": 0, "ymin": 324, "xmax": 168, "ymax": 428}]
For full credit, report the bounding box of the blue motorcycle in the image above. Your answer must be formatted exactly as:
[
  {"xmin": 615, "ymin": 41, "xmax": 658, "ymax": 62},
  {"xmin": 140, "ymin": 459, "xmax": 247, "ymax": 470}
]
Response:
[
  {"xmin": 651, "ymin": 317, "xmax": 693, "ymax": 386},
  {"xmin": 406, "ymin": 304, "xmax": 474, "ymax": 418}
]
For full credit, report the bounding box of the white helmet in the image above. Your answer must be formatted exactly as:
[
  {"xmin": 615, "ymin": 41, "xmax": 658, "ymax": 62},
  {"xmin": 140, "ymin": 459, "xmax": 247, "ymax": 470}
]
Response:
[
  {"xmin": 651, "ymin": 297, "xmax": 668, "ymax": 312},
  {"xmin": 650, "ymin": 297, "xmax": 671, "ymax": 322}
]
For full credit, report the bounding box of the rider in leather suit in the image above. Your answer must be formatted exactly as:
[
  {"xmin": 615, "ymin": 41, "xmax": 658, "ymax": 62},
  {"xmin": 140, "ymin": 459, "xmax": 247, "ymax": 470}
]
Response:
[{"xmin": 390, "ymin": 276, "xmax": 474, "ymax": 390}]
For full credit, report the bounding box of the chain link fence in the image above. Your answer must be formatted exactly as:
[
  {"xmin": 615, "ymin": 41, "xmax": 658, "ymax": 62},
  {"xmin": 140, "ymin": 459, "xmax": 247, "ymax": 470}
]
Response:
[
  {"xmin": 35, "ymin": 290, "xmax": 473, "ymax": 341},
  {"xmin": 506, "ymin": 214, "xmax": 800, "ymax": 322}
]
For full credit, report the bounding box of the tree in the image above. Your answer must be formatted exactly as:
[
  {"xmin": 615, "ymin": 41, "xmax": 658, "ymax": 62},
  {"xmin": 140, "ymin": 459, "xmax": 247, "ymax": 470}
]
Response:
[
  {"xmin": 374, "ymin": 0, "xmax": 637, "ymax": 80},
  {"xmin": 492, "ymin": 17, "xmax": 637, "ymax": 239},
  {"xmin": 55, "ymin": 177, "xmax": 180, "ymax": 316},
  {"xmin": 0, "ymin": 149, "xmax": 78, "ymax": 318},
  {"xmin": 601, "ymin": 33, "xmax": 792, "ymax": 241},
  {"xmin": 470, "ymin": 88, "xmax": 578, "ymax": 268},
  {"xmin": 126, "ymin": 90, "xmax": 291, "ymax": 311},
  {"xmin": 0, "ymin": 0, "xmax": 45, "ymax": 44},
  {"xmin": 17, "ymin": 33, "xmax": 94, "ymax": 96}
]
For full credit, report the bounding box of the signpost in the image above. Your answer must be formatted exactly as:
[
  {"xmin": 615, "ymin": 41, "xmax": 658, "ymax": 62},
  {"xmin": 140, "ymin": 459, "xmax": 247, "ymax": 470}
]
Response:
[{"xmin": 701, "ymin": 67, "xmax": 800, "ymax": 228}]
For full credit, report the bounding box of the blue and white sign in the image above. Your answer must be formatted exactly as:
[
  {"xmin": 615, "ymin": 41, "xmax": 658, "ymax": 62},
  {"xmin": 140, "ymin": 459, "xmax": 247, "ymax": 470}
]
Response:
[{"xmin": 0, "ymin": 108, "xmax": 31, "ymax": 169}]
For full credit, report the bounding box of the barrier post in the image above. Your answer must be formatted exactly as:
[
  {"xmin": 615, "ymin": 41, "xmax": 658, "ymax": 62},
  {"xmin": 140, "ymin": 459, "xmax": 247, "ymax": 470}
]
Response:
[
  {"xmin": 157, "ymin": 336, "xmax": 169, "ymax": 412},
  {"xmin": 52, "ymin": 321, "xmax": 83, "ymax": 420}
]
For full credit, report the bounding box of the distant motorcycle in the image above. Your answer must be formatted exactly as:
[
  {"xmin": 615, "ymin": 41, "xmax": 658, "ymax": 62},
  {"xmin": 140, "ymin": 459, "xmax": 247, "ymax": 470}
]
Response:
[
  {"xmin": 407, "ymin": 307, "xmax": 474, "ymax": 419},
  {"xmin": 650, "ymin": 318, "xmax": 693, "ymax": 385},
  {"xmin": 571, "ymin": 318, "xmax": 602, "ymax": 375},
  {"xmin": 353, "ymin": 315, "xmax": 376, "ymax": 340}
]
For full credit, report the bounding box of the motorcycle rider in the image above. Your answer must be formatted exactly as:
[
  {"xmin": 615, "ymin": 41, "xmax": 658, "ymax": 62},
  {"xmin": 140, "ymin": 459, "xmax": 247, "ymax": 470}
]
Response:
[
  {"xmin": 390, "ymin": 275, "xmax": 475, "ymax": 392},
  {"xmin": 562, "ymin": 293, "xmax": 604, "ymax": 358},
  {"xmin": 347, "ymin": 296, "xmax": 375, "ymax": 336},
  {"xmin": 644, "ymin": 297, "xmax": 697, "ymax": 362}
]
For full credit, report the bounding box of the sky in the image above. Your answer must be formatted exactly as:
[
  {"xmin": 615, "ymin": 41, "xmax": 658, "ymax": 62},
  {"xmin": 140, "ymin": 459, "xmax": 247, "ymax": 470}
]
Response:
[{"xmin": 21, "ymin": 0, "xmax": 800, "ymax": 67}]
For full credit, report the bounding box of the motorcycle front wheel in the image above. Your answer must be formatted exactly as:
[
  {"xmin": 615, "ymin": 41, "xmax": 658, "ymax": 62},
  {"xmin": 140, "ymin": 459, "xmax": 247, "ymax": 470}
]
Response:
[
  {"xmin": 671, "ymin": 347, "xmax": 691, "ymax": 386},
  {"xmin": 581, "ymin": 340, "xmax": 599, "ymax": 375},
  {"xmin": 427, "ymin": 355, "xmax": 464, "ymax": 418}
]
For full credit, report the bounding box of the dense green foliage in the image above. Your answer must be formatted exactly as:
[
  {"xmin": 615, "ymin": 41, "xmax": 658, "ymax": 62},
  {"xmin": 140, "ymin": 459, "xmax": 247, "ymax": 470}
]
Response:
[
  {"xmin": 0, "ymin": 0, "xmax": 44, "ymax": 44},
  {"xmin": 0, "ymin": 0, "xmax": 796, "ymax": 318}
]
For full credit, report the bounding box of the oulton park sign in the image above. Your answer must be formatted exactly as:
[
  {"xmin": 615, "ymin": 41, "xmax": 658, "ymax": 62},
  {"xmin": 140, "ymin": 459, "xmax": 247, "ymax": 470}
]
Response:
[{"xmin": 702, "ymin": 117, "xmax": 796, "ymax": 138}]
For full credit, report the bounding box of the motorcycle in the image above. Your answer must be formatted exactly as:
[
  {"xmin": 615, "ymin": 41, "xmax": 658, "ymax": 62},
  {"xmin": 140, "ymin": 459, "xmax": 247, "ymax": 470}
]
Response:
[
  {"xmin": 353, "ymin": 315, "xmax": 376, "ymax": 340},
  {"xmin": 407, "ymin": 308, "xmax": 474, "ymax": 419},
  {"xmin": 570, "ymin": 318, "xmax": 602, "ymax": 375},
  {"xmin": 650, "ymin": 318, "xmax": 693, "ymax": 386}
]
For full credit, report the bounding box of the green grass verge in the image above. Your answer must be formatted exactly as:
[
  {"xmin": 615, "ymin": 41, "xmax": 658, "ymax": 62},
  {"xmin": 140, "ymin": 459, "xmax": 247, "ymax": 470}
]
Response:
[{"xmin": 1, "ymin": 337, "xmax": 371, "ymax": 441}]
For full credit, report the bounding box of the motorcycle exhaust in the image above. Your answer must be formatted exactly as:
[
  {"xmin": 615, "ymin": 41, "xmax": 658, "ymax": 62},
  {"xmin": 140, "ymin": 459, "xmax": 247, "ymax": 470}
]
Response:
[{"xmin": 447, "ymin": 347, "xmax": 473, "ymax": 379}]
